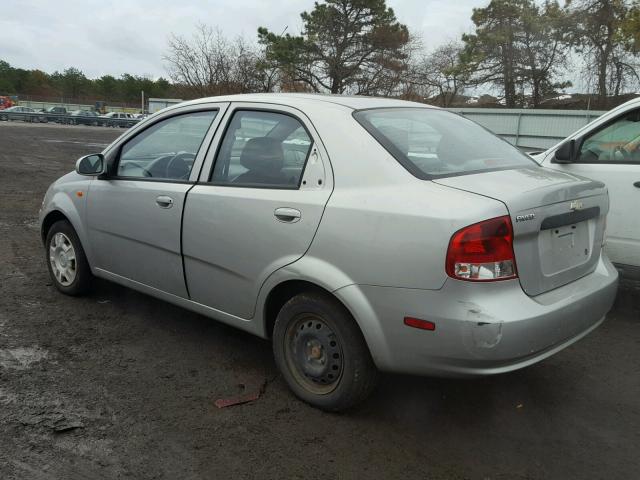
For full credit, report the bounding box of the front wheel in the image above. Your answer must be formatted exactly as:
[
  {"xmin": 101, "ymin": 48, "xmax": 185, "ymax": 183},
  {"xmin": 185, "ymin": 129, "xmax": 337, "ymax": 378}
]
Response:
[
  {"xmin": 45, "ymin": 220, "xmax": 93, "ymax": 295},
  {"xmin": 273, "ymin": 292, "xmax": 377, "ymax": 412}
]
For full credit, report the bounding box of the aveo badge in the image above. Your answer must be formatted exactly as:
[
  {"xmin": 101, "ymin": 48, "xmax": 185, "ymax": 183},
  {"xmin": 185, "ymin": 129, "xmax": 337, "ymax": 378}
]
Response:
[{"xmin": 515, "ymin": 213, "xmax": 536, "ymax": 223}]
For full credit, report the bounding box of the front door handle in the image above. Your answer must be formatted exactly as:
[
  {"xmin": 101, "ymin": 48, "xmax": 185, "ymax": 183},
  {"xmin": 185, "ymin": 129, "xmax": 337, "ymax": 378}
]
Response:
[
  {"xmin": 634, "ymin": 181, "xmax": 640, "ymax": 188},
  {"xmin": 156, "ymin": 195, "xmax": 174, "ymax": 208},
  {"xmin": 274, "ymin": 207, "xmax": 301, "ymax": 223}
]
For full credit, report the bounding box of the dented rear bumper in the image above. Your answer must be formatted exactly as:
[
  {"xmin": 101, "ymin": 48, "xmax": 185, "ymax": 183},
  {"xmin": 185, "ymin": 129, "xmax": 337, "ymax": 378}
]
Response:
[{"xmin": 334, "ymin": 253, "xmax": 618, "ymax": 377}]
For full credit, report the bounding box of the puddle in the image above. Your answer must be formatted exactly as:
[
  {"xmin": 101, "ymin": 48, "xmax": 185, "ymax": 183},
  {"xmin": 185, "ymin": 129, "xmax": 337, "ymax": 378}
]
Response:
[{"xmin": 0, "ymin": 346, "xmax": 49, "ymax": 370}]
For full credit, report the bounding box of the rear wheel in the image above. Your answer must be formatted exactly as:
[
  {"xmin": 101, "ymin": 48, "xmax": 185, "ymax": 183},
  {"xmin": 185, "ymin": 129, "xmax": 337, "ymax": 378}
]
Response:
[
  {"xmin": 273, "ymin": 292, "xmax": 377, "ymax": 411},
  {"xmin": 45, "ymin": 220, "xmax": 93, "ymax": 295}
]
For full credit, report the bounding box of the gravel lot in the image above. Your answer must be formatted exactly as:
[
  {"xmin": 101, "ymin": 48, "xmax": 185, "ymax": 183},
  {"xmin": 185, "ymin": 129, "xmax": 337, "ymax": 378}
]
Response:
[{"xmin": 1, "ymin": 121, "xmax": 639, "ymax": 479}]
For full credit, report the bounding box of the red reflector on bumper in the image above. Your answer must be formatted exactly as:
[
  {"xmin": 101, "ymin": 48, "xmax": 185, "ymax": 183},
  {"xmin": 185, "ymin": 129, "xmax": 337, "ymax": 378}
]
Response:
[{"xmin": 404, "ymin": 317, "xmax": 436, "ymax": 331}]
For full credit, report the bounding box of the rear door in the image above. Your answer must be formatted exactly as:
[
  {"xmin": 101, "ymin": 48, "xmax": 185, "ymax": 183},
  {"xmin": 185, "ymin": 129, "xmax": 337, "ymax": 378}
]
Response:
[
  {"xmin": 546, "ymin": 108, "xmax": 640, "ymax": 268},
  {"xmin": 87, "ymin": 103, "xmax": 228, "ymax": 297},
  {"xmin": 182, "ymin": 103, "xmax": 332, "ymax": 319}
]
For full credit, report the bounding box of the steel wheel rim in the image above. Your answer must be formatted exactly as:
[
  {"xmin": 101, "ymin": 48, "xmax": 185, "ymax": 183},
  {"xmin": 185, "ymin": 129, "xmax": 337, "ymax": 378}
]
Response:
[
  {"xmin": 49, "ymin": 232, "xmax": 77, "ymax": 286},
  {"xmin": 284, "ymin": 313, "xmax": 344, "ymax": 395}
]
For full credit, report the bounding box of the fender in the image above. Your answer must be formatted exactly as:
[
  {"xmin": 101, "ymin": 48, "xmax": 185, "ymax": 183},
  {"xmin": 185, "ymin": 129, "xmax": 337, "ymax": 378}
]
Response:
[
  {"xmin": 39, "ymin": 174, "xmax": 95, "ymax": 267},
  {"xmin": 253, "ymin": 255, "xmax": 391, "ymax": 365}
]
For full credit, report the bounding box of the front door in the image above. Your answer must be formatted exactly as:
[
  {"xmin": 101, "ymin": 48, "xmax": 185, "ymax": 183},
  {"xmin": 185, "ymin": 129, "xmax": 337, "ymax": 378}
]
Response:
[
  {"xmin": 87, "ymin": 107, "xmax": 223, "ymax": 297},
  {"xmin": 551, "ymin": 108, "xmax": 640, "ymax": 267},
  {"xmin": 182, "ymin": 105, "xmax": 332, "ymax": 318}
]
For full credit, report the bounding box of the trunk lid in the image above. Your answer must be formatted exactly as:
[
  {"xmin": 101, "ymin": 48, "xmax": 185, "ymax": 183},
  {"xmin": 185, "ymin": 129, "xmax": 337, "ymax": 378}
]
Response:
[{"xmin": 434, "ymin": 167, "xmax": 608, "ymax": 296}]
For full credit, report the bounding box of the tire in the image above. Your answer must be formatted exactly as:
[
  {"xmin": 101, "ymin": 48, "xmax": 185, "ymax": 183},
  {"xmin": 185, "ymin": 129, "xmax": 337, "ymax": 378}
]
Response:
[
  {"xmin": 273, "ymin": 291, "xmax": 377, "ymax": 412},
  {"xmin": 45, "ymin": 220, "xmax": 93, "ymax": 296}
]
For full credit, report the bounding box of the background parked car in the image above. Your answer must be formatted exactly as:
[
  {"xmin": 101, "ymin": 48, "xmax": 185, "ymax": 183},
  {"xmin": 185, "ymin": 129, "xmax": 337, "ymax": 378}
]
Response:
[
  {"xmin": 67, "ymin": 110, "xmax": 101, "ymax": 126},
  {"xmin": 100, "ymin": 111, "xmax": 138, "ymax": 128},
  {"xmin": 41, "ymin": 106, "xmax": 68, "ymax": 123},
  {"xmin": 534, "ymin": 97, "xmax": 640, "ymax": 279},
  {"xmin": 0, "ymin": 105, "xmax": 40, "ymax": 122}
]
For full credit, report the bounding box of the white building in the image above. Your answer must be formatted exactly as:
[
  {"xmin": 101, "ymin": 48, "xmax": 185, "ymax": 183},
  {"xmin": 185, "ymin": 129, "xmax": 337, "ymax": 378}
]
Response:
[{"xmin": 148, "ymin": 98, "xmax": 183, "ymax": 114}]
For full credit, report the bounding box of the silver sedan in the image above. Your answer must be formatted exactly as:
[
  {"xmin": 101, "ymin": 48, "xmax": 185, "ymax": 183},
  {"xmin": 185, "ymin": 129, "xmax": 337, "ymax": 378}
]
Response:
[{"xmin": 39, "ymin": 94, "xmax": 618, "ymax": 411}]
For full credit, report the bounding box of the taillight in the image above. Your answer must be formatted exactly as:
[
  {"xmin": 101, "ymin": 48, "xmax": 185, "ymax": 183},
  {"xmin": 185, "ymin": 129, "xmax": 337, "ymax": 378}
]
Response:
[{"xmin": 445, "ymin": 215, "xmax": 517, "ymax": 282}]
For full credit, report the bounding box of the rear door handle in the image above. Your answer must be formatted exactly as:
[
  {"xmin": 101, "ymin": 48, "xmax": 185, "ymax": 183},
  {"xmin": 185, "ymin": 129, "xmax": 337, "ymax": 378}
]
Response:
[
  {"xmin": 634, "ymin": 181, "xmax": 640, "ymax": 188},
  {"xmin": 156, "ymin": 195, "xmax": 174, "ymax": 208},
  {"xmin": 274, "ymin": 207, "xmax": 301, "ymax": 223}
]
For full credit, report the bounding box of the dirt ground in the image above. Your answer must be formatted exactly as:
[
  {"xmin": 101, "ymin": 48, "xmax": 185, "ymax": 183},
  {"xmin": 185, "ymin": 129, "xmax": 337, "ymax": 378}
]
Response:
[{"xmin": 0, "ymin": 121, "xmax": 639, "ymax": 479}]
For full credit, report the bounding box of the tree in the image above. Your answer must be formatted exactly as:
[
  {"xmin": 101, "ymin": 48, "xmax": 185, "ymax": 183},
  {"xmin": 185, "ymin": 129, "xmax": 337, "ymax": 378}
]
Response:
[
  {"xmin": 567, "ymin": 0, "xmax": 639, "ymax": 104},
  {"xmin": 622, "ymin": 4, "xmax": 640, "ymax": 53},
  {"xmin": 258, "ymin": 0, "xmax": 410, "ymax": 95},
  {"xmin": 51, "ymin": 67, "xmax": 89, "ymax": 99},
  {"xmin": 95, "ymin": 75, "xmax": 118, "ymax": 100},
  {"xmin": 164, "ymin": 24, "xmax": 266, "ymax": 97},
  {"xmin": 0, "ymin": 60, "xmax": 16, "ymax": 93},
  {"xmin": 461, "ymin": 0, "xmax": 570, "ymax": 107},
  {"xmin": 462, "ymin": 0, "xmax": 524, "ymax": 107},
  {"xmin": 518, "ymin": 1, "xmax": 571, "ymax": 107},
  {"xmin": 21, "ymin": 70, "xmax": 53, "ymax": 96},
  {"xmin": 411, "ymin": 41, "xmax": 470, "ymax": 107}
]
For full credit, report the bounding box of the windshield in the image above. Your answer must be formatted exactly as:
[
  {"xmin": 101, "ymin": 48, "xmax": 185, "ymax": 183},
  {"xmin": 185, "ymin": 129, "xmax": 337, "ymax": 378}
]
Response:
[{"xmin": 353, "ymin": 107, "xmax": 535, "ymax": 178}]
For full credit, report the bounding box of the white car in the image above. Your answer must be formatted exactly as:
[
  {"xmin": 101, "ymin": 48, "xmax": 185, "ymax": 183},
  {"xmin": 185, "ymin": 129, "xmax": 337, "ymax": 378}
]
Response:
[
  {"xmin": 100, "ymin": 112, "xmax": 138, "ymax": 128},
  {"xmin": 535, "ymin": 97, "xmax": 640, "ymax": 278}
]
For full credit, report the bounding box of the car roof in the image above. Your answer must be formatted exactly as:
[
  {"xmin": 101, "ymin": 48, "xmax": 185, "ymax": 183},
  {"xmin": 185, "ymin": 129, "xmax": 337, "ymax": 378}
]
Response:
[{"xmin": 178, "ymin": 93, "xmax": 437, "ymax": 111}]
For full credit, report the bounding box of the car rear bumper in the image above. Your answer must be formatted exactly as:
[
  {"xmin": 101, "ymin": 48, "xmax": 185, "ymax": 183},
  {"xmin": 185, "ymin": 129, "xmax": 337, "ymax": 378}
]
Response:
[{"xmin": 334, "ymin": 253, "xmax": 619, "ymax": 377}]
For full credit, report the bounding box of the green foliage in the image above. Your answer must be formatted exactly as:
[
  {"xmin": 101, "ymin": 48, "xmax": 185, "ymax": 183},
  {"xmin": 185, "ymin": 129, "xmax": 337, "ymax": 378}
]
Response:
[
  {"xmin": 622, "ymin": 4, "xmax": 640, "ymax": 53},
  {"xmin": 0, "ymin": 61, "xmax": 175, "ymax": 105},
  {"xmin": 566, "ymin": 0, "xmax": 637, "ymax": 101},
  {"xmin": 461, "ymin": 0, "xmax": 570, "ymax": 107},
  {"xmin": 258, "ymin": 0, "xmax": 410, "ymax": 94}
]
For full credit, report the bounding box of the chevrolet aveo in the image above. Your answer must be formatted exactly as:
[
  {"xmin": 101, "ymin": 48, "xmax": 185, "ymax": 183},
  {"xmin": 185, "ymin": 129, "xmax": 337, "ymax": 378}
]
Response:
[{"xmin": 40, "ymin": 94, "xmax": 619, "ymax": 411}]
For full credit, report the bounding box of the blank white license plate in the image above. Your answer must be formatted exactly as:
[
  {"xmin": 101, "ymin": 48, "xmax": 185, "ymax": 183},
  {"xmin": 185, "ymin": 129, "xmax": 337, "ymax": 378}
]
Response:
[{"xmin": 539, "ymin": 222, "xmax": 590, "ymax": 275}]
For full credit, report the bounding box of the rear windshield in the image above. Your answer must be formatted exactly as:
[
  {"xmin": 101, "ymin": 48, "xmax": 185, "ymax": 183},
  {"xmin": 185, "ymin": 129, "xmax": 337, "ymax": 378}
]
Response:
[{"xmin": 353, "ymin": 108, "xmax": 535, "ymax": 178}]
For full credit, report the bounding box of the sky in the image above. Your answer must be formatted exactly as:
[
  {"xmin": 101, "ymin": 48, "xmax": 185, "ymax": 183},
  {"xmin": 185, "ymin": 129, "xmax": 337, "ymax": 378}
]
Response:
[{"xmin": 0, "ymin": 0, "xmax": 486, "ymax": 79}]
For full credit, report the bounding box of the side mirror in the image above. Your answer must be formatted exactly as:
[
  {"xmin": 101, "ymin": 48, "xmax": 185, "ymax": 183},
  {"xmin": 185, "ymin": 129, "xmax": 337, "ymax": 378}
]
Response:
[
  {"xmin": 75, "ymin": 153, "xmax": 105, "ymax": 176},
  {"xmin": 554, "ymin": 139, "xmax": 576, "ymax": 164}
]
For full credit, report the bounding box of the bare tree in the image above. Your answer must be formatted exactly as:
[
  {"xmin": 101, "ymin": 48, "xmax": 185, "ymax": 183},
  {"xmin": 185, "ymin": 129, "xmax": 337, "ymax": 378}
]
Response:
[
  {"xmin": 410, "ymin": 41, "xmax": 469, "ymax": 107},
  {"xmin": 164, "ymin": 24, "xmax": 269, "ymax": 97}
]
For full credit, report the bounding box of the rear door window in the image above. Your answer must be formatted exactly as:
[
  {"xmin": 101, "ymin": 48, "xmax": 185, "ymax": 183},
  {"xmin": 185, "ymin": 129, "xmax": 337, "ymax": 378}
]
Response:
[{"xmin": 210, "ymin": 110, "xmax": 313, "ymax": 188}]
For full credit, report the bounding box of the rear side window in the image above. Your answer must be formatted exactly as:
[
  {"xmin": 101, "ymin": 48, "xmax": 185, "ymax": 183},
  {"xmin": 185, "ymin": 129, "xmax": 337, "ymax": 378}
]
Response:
[
  {"xmin": 210, "ymin": 110, "xmax": 313, "ymax": 188},
  {"xmin": 353, "ymin": 108, "xmax": 534, "ymax": 178}
]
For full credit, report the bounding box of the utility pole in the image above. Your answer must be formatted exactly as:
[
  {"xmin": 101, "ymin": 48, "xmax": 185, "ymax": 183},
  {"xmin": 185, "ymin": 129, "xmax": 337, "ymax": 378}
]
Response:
[{"xmin": 141, "ymin": 90, "xmax": 145, "ymax": 114}]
